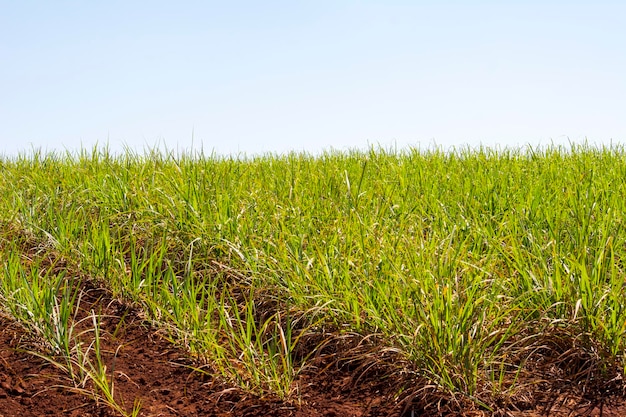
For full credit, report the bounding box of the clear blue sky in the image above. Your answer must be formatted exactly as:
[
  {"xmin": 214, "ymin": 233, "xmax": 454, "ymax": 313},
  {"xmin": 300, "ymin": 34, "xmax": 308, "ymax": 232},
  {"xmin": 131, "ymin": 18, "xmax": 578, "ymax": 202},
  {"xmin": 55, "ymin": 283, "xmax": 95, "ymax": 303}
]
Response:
[{"xmin": 1, "ymin": 1, "xmax": 625, "ymax": 157}]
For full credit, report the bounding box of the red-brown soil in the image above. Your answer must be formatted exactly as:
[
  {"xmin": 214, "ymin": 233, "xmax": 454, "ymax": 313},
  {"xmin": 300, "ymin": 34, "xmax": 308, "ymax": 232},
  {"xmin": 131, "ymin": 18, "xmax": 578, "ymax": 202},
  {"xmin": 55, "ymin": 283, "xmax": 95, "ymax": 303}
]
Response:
[
  {"xmin": 0, "ymin": 281, "xmax": 406, "ymax": 417},
  {"xmin": 2, "ymin": 281, "xmax": 626, "ymax": 417}
]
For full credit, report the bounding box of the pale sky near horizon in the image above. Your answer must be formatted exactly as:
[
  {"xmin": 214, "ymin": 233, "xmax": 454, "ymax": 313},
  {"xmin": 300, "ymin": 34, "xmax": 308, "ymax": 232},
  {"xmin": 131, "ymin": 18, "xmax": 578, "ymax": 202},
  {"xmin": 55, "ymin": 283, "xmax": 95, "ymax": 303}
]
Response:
[{"xmin": 1, "ymin": 1, "xmax": 625, "ymax": 157}]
